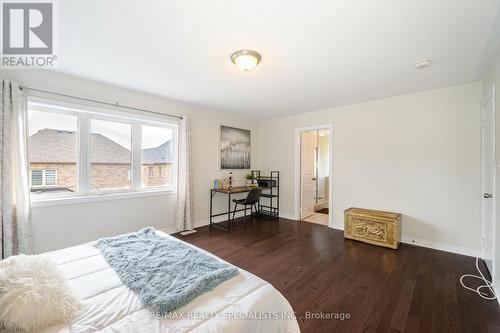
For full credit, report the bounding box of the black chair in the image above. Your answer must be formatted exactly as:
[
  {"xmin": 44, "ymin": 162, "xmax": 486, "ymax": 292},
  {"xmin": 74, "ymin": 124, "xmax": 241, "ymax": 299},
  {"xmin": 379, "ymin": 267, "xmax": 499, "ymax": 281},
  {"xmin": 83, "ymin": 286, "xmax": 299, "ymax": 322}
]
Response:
[{"xmin": 232, "ymin": 187, "xmax": 262, "ymax": 225}]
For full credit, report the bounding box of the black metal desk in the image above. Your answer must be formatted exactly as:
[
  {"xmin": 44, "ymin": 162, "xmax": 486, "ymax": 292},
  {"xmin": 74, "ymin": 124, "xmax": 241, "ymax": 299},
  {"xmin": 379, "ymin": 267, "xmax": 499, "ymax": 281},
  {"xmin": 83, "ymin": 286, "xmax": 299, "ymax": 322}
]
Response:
[{"xmin": 210, "ymin": 186, "xmax": 258, "ymax": 231}]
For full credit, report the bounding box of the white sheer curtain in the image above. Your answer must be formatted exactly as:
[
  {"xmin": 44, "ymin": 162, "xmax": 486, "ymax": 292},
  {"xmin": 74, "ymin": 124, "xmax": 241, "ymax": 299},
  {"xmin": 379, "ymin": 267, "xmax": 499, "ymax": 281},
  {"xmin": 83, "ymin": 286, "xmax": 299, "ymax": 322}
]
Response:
[
  {"xmin": 0, "ymin": 79, "xmax": 32, "ymax": 258},
  {"xmin": 176, "ymin": 115, "xmax": 194, "ymax": 232}
]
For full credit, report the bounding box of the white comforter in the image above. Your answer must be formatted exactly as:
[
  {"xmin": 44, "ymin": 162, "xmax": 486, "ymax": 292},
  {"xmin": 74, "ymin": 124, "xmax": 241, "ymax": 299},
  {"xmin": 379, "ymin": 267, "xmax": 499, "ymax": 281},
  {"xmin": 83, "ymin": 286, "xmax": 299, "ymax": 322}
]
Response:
[{"xmin": 30, "ymin": 231, "xmax": 300, "ymax": 333}]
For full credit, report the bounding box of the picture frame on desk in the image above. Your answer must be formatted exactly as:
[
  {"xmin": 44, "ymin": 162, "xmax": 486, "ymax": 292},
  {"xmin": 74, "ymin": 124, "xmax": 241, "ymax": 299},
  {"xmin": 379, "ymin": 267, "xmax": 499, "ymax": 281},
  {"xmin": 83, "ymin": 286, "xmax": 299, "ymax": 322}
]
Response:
[{"xmin": 218, "ymin": 124, "xmax": 251, "ymax": 170}]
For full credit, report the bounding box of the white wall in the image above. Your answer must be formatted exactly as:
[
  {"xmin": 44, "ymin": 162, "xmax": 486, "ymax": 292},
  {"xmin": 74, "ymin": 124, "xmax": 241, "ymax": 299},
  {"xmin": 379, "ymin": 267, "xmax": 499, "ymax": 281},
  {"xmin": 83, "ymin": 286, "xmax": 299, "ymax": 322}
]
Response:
[
  {"xmin": 258, "ymin": 82, "xmax": 483, "ymax": 256},
  {"xmin": 0, "ymin": 69, "xmax": 485, "ymax": 258},
  {"xmin": 0, "ymin": 70, "xmax": 259, "ymax": 253},
  {"xmin": 484, "ymin": 53, "xmax": 500, "ymax": 292}
]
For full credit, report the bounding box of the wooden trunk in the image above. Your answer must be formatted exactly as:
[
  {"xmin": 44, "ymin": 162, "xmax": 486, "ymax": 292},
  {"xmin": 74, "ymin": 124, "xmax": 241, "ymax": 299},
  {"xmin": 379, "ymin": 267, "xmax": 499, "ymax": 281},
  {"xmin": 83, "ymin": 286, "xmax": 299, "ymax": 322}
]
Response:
[{"xmin": 344, "ymin": 208, "xmax": 401, "ymax": 249}]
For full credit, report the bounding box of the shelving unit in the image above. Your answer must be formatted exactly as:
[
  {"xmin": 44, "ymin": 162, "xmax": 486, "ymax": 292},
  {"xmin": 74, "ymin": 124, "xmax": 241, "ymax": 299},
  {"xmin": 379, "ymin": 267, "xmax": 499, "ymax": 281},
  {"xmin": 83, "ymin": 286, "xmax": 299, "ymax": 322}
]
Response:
[{"xmin": 251, "ymin": 170, "xmax": 279, "ymax": 219}]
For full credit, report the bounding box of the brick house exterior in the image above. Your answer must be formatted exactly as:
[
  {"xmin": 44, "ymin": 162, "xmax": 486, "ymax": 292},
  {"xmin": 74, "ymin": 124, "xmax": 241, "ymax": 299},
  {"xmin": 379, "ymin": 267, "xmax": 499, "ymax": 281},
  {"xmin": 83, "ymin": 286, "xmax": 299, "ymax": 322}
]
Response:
[
  {"xmin": 29, "ymin": 129, "xmax": 172, "ymax": 192},
  {"xmin": 141, "ymin": 164, "xmax": 172, "ymax": 187}
]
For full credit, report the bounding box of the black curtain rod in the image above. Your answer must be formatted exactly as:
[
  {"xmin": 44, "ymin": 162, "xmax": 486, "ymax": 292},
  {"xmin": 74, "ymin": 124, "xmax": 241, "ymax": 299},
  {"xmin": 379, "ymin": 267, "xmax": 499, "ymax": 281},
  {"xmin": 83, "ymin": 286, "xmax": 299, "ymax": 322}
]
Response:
[{"xmin": 19, "ymin": 86, "xmax": 183, "ymax": 120}]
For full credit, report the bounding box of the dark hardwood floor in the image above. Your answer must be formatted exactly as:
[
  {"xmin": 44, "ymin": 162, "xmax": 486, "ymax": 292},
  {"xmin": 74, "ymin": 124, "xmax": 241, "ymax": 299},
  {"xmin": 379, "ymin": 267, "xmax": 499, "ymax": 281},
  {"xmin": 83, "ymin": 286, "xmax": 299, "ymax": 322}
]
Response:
[{"xmin": 174, "ymin": 217, "xmax": 500, "ymax": 333}]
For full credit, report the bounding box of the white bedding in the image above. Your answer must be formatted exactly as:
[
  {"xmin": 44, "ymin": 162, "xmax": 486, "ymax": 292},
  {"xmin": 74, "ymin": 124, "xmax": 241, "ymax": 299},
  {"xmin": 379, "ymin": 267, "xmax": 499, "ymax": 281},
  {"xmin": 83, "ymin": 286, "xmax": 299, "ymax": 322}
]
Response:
[{"xmin": 11, "ymin": 231, "xmax": 300, "ymax": 333}]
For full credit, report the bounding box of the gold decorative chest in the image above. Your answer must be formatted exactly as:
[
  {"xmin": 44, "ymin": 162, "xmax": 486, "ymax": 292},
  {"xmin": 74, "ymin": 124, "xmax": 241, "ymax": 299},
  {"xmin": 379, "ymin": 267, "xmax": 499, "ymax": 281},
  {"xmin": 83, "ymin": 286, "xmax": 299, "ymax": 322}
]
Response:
[{"xmin": 344, "ymin": 208, "xmax": 401, "ymax": 249}]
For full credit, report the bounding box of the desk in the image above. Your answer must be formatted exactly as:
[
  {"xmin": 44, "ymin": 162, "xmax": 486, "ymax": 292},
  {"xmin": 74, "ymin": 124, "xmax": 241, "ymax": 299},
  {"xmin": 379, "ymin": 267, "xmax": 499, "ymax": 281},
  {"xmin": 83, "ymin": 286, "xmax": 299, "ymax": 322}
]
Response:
[{"xmin": 210, "ymin": 186, "xmax": 259, "ymax": 231}]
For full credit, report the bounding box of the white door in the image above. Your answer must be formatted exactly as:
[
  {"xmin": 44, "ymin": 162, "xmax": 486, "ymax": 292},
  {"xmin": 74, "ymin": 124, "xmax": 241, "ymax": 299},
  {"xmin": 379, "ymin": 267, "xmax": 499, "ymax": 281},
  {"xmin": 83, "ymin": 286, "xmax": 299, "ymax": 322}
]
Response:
[
  {"xmin": 301, "ymin": 131, "xmax": 315, "ymax": 219},
  {"xmin": 482, "ymin": 85, "xmax": 496, "ymax": 275}
]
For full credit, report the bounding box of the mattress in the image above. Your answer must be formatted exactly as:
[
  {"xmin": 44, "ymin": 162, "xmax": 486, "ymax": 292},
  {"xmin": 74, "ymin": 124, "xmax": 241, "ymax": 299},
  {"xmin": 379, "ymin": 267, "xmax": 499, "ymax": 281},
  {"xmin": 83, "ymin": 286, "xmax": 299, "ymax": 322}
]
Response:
[{"xmin": 18, "ymin": 231, "xmax": 300, "ymax": 333}]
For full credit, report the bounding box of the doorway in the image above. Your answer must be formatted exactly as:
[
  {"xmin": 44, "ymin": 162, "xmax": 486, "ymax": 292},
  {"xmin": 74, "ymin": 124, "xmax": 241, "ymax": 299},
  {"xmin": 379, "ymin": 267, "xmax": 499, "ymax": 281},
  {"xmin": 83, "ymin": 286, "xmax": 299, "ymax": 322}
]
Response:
[{"xmin": 296, "ymin": 126, "xmax": 333, "ymax": 227}]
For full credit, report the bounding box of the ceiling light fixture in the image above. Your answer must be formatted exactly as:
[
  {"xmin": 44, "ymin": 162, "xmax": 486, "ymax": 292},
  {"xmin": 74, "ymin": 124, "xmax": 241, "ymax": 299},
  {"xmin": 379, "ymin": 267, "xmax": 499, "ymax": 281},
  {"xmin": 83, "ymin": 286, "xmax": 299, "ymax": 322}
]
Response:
[
  {"xmin": 231, "ymin": 50, "xmax": 262, "ymax": 71},
  {"xmin": 415, "ymin": 58, "xmax": 432, "ymax": 70}
]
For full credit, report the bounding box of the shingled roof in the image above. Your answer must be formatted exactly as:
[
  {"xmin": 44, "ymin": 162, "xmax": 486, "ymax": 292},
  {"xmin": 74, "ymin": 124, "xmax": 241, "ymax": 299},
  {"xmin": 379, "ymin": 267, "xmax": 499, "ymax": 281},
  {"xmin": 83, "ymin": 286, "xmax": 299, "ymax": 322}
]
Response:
[
  {"xmin": 29, "ymin": 129, "xmax": 130, "ymax": 163},
  {"xmin": 29, "ymin": 129, "xmax": 172, "ymax": 164},
  {"xmin": 142, "ymin": 141, "xmax": 172, "ymax": 164}
]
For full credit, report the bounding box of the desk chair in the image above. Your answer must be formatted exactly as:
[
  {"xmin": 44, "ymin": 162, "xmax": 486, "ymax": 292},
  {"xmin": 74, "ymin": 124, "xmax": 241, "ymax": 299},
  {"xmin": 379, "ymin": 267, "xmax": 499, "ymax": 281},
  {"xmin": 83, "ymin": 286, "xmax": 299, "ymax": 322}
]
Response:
[{"xmin": 232, "ymin": 187, "xmax": 262, "ymax": 225}]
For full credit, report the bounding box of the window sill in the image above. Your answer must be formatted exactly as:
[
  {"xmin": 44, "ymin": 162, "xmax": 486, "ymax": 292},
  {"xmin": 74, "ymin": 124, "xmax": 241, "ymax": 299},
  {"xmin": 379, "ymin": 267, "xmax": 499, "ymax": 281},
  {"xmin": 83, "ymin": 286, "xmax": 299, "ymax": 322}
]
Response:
[{"xmin": 31, "ymin": 189, "xmax": 177, "ymax": 208}]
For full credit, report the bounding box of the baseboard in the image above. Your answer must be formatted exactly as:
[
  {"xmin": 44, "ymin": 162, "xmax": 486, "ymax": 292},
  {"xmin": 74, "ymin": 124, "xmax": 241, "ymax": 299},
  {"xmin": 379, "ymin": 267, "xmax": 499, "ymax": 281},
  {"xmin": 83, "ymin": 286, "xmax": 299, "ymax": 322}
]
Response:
[
  {"xmin": 194, "ymin": 219, "xmax": 210, "ymax": 228},
  {"xmin": 279, "ymin": 213, "xmax": 296, "ymax": 220},
  {"xmin": 400, "ymin": 236, "xmax": 480, "ymax": 258},
  {"xmin": 197, "ymin": 213, "xmax": 295, "ymax": 226},
  {"xmin": 195, "ymin": 212, "xmax": 299, "ymax": 224},
  {"xmin": 193, "ymin": 210, "xmax": 251, "ymax": 229},
  {"xmin": 158, "ymin": 225, "xmax": 180, "ymax": 235},
  {"xmin": 331, "ymin": 223, "xmax": 344, "ymax": 231},
  {"xmin": 198, "ymin": 212, "xmax": 296, "ymax": 223}
]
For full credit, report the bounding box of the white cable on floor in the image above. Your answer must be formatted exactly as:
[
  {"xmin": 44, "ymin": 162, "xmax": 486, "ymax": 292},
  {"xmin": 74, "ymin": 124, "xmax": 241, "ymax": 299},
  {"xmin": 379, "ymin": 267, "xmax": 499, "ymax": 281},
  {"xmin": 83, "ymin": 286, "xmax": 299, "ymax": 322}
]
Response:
[{"xmin": 460, "ymin": 257, "xmax": 497, "ymax": 300}]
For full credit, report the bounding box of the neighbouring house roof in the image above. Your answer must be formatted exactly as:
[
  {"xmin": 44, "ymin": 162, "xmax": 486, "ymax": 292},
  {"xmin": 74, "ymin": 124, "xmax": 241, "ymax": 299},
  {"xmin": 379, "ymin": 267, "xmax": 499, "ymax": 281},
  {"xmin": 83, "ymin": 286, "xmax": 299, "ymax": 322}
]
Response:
[
  {"xmin": 142, "ymin": 141, "xmax": 172, "ymax": 164},
  {"xmin": 29, "ymin": 129, "xmax": 130, "ymax": 163},
  {"xmin": 29, "ymin": 128, "xmax": 172, "ymax": 164}
]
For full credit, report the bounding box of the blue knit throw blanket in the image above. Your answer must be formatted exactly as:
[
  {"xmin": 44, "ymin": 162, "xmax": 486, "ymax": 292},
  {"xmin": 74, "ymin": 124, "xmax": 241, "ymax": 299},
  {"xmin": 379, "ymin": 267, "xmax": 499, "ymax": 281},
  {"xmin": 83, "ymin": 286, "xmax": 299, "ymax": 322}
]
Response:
[{"xmin": 95, "ymin": 227, "xmax": 238, "ymax": 314}]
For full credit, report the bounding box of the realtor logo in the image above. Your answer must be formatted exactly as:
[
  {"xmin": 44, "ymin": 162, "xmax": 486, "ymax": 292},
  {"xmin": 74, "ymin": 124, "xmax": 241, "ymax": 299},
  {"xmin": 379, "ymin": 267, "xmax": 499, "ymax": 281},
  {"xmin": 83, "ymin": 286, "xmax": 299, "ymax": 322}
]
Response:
[{"xmin": 1, "ymin": 0, "xmax": 57, "ymax": 68}]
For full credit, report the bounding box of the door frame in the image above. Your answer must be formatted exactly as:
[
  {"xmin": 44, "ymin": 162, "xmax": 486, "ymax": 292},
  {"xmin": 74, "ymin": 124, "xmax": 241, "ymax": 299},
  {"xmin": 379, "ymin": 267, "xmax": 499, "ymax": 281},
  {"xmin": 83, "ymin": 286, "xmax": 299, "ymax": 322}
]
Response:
[
  {"xmin": 294, "ymin": 124, "xmax": 334, "ymax": 228},
  {"xmin": 481, "ymin": 83, "xmax": 496, "ymax": 277}
]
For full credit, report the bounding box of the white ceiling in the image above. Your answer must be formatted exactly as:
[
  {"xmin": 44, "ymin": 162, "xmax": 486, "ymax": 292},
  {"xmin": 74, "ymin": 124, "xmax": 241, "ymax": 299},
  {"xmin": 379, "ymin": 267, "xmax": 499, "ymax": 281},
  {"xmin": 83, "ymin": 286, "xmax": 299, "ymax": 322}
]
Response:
[{"xmin": 56, "ymin": 0, "xmax": 500, "ymax": 119}]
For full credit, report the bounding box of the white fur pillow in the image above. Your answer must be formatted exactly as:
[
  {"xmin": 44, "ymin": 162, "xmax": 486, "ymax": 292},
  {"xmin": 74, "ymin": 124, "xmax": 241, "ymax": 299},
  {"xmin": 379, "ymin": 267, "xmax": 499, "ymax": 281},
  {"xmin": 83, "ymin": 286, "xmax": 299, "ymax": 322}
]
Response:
[{"xmin": 0, "ymin": 254, "xmax": 80, "ymax": 331}]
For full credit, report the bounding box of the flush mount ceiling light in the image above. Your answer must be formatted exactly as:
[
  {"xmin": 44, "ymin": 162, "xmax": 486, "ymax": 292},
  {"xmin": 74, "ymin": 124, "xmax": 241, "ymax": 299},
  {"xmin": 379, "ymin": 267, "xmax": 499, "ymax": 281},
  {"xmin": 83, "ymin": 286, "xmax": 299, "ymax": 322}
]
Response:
[
  {"xmin": 415, "ymin": 58, "xmax": 432, "ymax": 70},
  {"xmin": 231, "ymin": 50, "xmax": 262, "ymax": 71}
]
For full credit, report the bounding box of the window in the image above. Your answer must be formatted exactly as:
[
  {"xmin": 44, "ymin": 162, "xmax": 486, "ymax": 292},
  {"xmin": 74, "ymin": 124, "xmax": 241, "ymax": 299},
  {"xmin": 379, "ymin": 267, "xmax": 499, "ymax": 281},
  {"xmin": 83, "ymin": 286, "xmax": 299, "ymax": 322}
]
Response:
[
  {"xmin": 28, "ymin": 110, "xmax": 77, "ymax": 195},
  {"xmin": 31, "ymin": 170, "xmax": 43, "ymax": 186},
  {"xmin": 142, "ymin": 125, "xmax": 175, "ymax": 188},
  {"xmin": 45, "ymin": 170, "xmax": 57, "ymax": 185},
  {"xmin": 90, "ymin": 119, "xmax": 132, "ymax": 191},
  {"xmin": 31, "ymin": 169, "xmax": 58, "ymax": 188},
  {"xmin": 27, "ymin": 98, "xmax": 178, "ymax": 200}
]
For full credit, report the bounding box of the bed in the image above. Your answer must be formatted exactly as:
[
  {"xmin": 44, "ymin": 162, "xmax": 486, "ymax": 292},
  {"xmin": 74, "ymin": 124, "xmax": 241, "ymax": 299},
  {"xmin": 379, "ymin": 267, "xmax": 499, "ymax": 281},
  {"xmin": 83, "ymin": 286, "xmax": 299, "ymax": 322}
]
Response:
[{"xmin": 27, "ymin": 230, "xmax": 300, "ymax": 333}]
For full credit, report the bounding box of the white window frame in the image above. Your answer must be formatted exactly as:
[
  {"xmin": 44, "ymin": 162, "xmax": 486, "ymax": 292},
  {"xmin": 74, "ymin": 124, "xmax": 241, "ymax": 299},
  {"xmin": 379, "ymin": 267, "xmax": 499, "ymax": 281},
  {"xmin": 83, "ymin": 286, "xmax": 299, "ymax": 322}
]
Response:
[{"xmin": 28, "ymin": 97, "xmax": 179, "ymax": 206}]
